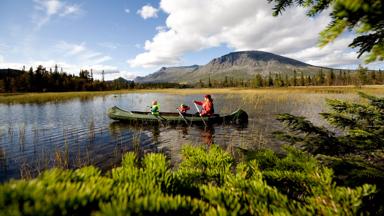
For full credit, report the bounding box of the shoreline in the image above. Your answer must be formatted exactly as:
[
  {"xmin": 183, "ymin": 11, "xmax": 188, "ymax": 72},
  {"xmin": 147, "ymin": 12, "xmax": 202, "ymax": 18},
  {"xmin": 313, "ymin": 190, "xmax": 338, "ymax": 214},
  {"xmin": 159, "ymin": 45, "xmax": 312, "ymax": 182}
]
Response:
[{"xmin": 1, "ymin": 85, "xmax": 384, "ymax": 104}]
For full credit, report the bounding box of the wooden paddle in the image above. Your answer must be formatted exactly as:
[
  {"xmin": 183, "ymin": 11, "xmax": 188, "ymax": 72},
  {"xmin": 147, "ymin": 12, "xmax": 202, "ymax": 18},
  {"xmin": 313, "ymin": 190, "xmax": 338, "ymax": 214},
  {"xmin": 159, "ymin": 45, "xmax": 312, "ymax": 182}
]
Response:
[
  {"xmin": 176, "ymin": 108, "xmax": 189, "ymax": 125},
  {"xmin": 147, "ymin": 106, "xmax": 167, "ymax": 125},
  {"xmin": 193, "ymin": 102, "xmax": 208, "ymax": 127}
]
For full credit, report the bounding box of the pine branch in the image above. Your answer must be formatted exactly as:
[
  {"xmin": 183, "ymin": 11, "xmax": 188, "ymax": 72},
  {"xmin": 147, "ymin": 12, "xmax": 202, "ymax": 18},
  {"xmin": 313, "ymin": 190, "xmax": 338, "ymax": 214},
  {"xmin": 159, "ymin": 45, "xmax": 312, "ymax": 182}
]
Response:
[
  {"xmin": 273, "ymin": 131, "xmax": 304, "ymax": 144},
  {"xmin": 320, "ymin": 112, "xmax": 357, "ymax": 129},
  {"xmin": 276, "ymin": 113, "xmax": 332, "ymax": 137},
  {"xmin": 358, "ymin": 92, "xmax": 384, "ymax": 110}
]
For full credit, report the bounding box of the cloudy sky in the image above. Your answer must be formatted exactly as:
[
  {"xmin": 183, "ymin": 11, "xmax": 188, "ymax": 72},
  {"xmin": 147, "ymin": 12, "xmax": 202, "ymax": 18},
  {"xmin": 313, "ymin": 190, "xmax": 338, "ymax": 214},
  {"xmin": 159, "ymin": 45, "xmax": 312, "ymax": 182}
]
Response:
[{"xmin": 0, "ymin": 0, "xmax": 382, "ymax": 80}]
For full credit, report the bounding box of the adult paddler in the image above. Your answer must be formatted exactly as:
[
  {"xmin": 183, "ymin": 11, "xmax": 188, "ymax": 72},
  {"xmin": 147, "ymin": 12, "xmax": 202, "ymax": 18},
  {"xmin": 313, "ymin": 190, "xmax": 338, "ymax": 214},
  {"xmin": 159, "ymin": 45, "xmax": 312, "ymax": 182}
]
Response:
[{"xmin": 193, "ymin": 94, "xmax": 214, "ymax": 117}]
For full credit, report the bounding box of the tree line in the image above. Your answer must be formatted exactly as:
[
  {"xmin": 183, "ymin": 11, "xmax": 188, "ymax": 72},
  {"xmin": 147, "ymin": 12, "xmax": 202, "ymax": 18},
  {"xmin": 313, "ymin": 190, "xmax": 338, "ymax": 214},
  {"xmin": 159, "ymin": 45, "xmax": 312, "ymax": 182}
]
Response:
[
  {"xmin": 1, "ymin": 65, "xmax": 382, "ymax": 92},
  {"xmin": 0, "ymin": 65, "xmax": 194, "ymax": 93},
  {"xmin": 0, "ymin": 65, "xmax": 137, "ymax": 93},
  {"xmin": 195, "ymin": 67, "xmax": 384, "ymax": 88}
]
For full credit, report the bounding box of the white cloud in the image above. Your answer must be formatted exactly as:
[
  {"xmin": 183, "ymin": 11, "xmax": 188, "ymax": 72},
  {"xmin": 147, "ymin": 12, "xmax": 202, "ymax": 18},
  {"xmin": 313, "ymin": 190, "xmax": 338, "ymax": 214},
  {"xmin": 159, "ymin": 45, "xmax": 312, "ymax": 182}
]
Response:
[
  {"xmin": 33, "ymin": 0, "xmax": 82, "ymax": 29},
  {"xmin": 60, "ymin": 4, "xmax": 81, "ymax": 17},
  {"xmin": 120, "ymin": 71, "xmax": 136, "ymax": 80},
  {"xmin": 56, "ymin": 41, "xmax": 111, "ymax": 65},
  {"xmin": 0, "ymin": 57, "xmax": 129, "ymax": 80},
  {"xmin": 0, "ymin": 41, "xmax": 137, "ymax": 80},
  {"xmin": 40, "ymin": 0, "xmax": 61, "ymax": 15},
  {"xmin": 98, "ymin": 42, "xmax": 119, "ymax": 50},
  {"xmin": 284, "ymin": 35, "xmax": 359, "ymax": 67},
  {"xmin": 125, "ymin": 8, "xmax": 130, "ymax": 14},
  {"xmin": 102, "ymin": 70, "xmax": 136, "ymax": 80},
  {"xmin": 137, "ymin": 4, "xmax": 159, "ymax": 19},
  {"xmin": 128, "ymin": 0, "xmax": 373, "ymax": 69}
]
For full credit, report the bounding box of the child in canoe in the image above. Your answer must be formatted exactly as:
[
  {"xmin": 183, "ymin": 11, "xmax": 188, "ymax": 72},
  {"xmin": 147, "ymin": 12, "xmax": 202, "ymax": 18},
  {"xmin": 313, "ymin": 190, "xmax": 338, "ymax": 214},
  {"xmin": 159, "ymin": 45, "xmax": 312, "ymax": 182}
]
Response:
[
  {"xmin": 150, "ymin": 100, "xmax": 160, "ymax": 116},
  {"xmin": 177, "ymin": 104, "xmax": 190, "ymax": 114}
]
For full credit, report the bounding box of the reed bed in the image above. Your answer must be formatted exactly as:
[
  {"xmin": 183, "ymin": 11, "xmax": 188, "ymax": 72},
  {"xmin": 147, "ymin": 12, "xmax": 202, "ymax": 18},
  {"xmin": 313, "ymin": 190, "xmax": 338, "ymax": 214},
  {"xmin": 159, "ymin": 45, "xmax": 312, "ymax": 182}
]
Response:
[{"xmin": 1, "ymin": 86, "xmax": 384, "ymax": 104}]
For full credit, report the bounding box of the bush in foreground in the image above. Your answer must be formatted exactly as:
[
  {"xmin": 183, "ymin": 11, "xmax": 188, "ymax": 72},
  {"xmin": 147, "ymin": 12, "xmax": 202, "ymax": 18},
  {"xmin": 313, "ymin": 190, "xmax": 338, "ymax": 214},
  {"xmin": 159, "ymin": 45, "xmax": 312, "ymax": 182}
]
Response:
[
  {"xmin": 274, "ymin": 92, "xmax": 384, "ymax": 214},
  {"xmin": 0, "ymin": 144, "xmax": 374, "ymax": 215}
]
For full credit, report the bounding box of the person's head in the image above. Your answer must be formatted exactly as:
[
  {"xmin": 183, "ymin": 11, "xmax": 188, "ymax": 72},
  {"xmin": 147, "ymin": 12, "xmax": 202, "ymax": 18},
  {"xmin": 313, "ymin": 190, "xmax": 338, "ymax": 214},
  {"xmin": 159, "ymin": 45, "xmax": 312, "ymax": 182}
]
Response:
[
  {"xmin": 204, "ymin": 94, "xmax": 212, "ymax": 102},
  {"xmin": 152, "ymin": 100, "xmax": 158, "ymax": 105}
]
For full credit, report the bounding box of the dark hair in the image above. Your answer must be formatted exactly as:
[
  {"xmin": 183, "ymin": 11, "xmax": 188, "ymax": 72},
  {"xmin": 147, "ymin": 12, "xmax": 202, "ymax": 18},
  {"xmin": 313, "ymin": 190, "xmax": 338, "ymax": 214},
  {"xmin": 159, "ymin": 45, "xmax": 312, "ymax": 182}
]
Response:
[{"xmin": 204, "ymin": 94, "xmax": 212, "ymax": 101}]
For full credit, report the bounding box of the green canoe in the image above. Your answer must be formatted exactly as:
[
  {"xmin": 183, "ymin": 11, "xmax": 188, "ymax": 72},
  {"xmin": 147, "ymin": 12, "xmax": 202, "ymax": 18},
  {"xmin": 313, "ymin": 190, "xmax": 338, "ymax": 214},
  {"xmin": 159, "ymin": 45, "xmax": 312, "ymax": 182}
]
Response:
[{"xmin": 107, "ymin": 106, "xmax": 248, "ymax": 125}]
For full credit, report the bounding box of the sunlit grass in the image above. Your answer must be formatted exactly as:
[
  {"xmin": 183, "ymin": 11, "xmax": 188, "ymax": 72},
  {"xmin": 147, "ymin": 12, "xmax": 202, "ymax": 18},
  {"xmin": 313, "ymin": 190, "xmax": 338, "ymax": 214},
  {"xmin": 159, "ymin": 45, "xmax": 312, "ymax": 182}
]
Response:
[{"xmin": 1, "ymin": 86, "xmax": 384, "ymax": 104}]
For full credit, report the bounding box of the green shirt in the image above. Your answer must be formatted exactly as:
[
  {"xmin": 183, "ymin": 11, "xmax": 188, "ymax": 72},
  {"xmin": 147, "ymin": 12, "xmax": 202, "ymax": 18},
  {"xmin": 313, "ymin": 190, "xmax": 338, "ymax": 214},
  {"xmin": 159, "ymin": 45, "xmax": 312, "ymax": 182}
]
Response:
[{"xmin": 151, "ymin": 104, "xmax": 160, "ymax": 115}]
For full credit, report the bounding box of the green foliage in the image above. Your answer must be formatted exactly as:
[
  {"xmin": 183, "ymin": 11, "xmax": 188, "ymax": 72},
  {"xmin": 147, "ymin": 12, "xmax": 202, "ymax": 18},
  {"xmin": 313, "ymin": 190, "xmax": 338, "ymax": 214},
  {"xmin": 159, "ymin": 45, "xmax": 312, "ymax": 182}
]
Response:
[
  {"xmin": 275, "ymin": 92, "xmax": 384, "ymax": 214},
  {"xmin": 0, "ymin": 144, "xmax": 375, "ymax": 215},
  {"xmin": 276, "ymin": 92, "xmax": 384, "ymax": 156},
  {"xmin": 268, "ymin": 0, "xmax": 384, "ymax": 63}
]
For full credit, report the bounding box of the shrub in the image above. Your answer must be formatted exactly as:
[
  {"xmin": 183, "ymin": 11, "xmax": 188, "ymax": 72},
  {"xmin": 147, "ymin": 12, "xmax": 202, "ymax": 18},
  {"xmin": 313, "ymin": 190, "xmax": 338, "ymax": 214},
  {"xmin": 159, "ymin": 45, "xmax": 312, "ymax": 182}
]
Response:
[
  {"xmin": 0, "ymin": 144, "xmax": 375, "ymax": 215},
  {"xmin": 274, "ymin": 92, "xmax": 384, "ymax": 214}
]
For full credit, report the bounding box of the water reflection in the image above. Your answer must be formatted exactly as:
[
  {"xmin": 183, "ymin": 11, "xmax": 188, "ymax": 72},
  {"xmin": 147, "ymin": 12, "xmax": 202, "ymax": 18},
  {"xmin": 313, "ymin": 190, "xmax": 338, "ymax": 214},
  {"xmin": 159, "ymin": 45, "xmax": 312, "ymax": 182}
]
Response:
[
  {"xmin": 201, "ymin": 126, "xmax": 214, "ymax": 146},
  {"xmin": 108, "ymin": 122, "xmax": 218, "ymax": 162}
]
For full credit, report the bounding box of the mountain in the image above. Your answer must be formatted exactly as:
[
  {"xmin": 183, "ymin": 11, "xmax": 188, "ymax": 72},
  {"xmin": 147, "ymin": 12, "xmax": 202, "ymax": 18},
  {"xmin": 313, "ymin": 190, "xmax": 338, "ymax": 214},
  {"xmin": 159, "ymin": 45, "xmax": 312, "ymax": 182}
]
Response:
[
  {"xmin": 108, "ymin": 77, "xmax": 133, "ymax": 83},
  {"xmin": 135, "ymin": 51, "xmax": 326, "ymax": 83},
  {"xmin": 134, "ymin": 65, "xmax": 200, "ymax": 83}
]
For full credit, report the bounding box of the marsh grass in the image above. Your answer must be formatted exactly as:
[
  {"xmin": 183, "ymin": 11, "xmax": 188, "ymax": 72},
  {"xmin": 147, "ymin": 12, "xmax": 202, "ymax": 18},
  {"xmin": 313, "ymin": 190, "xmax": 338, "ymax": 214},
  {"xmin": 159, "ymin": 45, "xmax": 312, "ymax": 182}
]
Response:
[
  {"xmin": 0, "ymin": 148, "xmax": 6, "ymax": 171},
  {"xmin": 1, "ymin": 86, "xmax": 384, "ymax": 104},
  {"xmin": 88, "ymin": 120, "xmax": 96, "ymax": 143},
  {"xmin": 19, "ymin": 162, "xmax": 32, "ymax": 180},
  {"xmin": 18, "ymin": 124, "xmax": 26, "ymax": 148},
  {"xmin": 19, "ymin": 143, "xmax": 92, "ymax": 180},
  {"xmin": 132, "ymin": 132, "xmax": 143, "ymax": 159},
  {"xmin": 0, "ymin": 91, "xmax": 126, "ymax": 104},
  {"xmin": 54, "ymin": 143, "xmax": 69, "ymax": 169},
  {"xmin": 7, "ymin": 125, "xmax": 14, "ymax": 144},
  {"xmin": 13, "ymin": 125, "xmax": 96, "ymax": 180}
]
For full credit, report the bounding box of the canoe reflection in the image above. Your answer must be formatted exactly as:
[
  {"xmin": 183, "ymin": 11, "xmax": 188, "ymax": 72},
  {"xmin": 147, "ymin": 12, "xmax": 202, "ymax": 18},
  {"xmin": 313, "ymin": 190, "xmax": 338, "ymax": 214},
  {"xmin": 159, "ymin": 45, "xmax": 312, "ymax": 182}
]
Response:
[{"xmin": 108, "ymin": 122, "xmax": 215, "ymax": 147}]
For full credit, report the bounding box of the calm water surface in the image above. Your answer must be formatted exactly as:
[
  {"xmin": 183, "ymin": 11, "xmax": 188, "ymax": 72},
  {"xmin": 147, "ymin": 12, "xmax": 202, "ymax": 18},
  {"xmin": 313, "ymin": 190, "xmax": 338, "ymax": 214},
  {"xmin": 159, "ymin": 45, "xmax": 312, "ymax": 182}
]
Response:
[{"xmin": 0, "ymin": 92, "xmax": 369, "ymax": 181}]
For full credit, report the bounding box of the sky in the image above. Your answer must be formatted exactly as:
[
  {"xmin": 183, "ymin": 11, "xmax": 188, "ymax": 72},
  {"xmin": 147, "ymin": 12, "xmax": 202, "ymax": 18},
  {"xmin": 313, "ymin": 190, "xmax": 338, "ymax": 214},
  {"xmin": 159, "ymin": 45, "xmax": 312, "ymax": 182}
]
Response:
[{"xmin": 0, "ymin": 0, "xmax": 382, "ymax": 80}]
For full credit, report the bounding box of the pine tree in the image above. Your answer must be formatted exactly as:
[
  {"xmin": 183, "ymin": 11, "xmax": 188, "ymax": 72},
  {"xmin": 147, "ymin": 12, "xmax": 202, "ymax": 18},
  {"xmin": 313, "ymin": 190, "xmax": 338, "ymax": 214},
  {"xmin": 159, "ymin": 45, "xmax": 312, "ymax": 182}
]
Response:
[
  {"xmin": 327, "ymin": 69, "xmax": 335, "ymax": 86},
  {"xmin": 284, "ymin": 74, "xmax": 289, "ymax": 87},
  {"xmin": 306, "ymin": 76, "xmax": 312, "ymax": 86},
  {"xmin": 274, "ymin": 92, "xmax": 384, "ymax": 214},
  {"xmin": 199, "ymin": 79, "xmax": 204, "ymax": 88},
  {"xmin": 269, "ymin": 0, "xmax": 384, "ymax": 63},
  {"xmin": 357, "ymin": 65, "xmax": 368, "ymax": 86},
  {"xmin": 224, "ymin": 76, "xmax": 228, "ymax": 87},
  {"xmin": 300, "ymin": 71, "xmax": 305, "ymax": 86},
  {"xmin": 54, "ymin": 64, "xmax": 58, "ymax": 73},
  {"xmin": 317, "ymin": 69, "xmax": 325, "ymax": 85},
  {"xmin": 268, "ymin": 72, "xmax": 273, "ymax": 87},
  {"xmin": 208, "ymin": 76, "xmax": 212, "ymax": 88},
  {"xmin": 370, "ymin": 70, "xmax": 377, "ymax": 84}
]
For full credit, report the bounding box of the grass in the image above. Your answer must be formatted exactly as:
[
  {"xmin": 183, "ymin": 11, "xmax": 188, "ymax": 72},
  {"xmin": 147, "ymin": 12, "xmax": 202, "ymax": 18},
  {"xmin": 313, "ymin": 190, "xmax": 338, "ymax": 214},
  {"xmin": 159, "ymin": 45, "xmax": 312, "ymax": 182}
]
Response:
[{"xmin": 1, "ymin": 85, "xmax": 384, "ymax": 104}]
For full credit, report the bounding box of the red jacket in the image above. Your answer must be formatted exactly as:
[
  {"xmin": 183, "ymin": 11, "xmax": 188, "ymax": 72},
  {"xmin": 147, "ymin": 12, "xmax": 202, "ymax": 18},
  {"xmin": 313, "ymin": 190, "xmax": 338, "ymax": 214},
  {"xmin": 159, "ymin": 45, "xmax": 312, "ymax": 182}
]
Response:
[
  {"xmin": 177, "ymin": 105, "xmax": 190, "ymax": 113},
  {"xmin": 194, "ymin": 100, "xmax": 214, "ymax": 116}
]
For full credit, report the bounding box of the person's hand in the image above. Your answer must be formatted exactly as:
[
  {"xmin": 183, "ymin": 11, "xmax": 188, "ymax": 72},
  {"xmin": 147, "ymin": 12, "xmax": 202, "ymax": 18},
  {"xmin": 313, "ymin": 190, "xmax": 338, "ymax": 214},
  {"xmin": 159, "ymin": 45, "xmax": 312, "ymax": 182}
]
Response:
[
  {"xmin": 193, "ymin": 100, "xmax": 197, "ymax": 103},
  {"xmin": 199, "ymin": 113, "xmax": 202, "ymax": 116}
]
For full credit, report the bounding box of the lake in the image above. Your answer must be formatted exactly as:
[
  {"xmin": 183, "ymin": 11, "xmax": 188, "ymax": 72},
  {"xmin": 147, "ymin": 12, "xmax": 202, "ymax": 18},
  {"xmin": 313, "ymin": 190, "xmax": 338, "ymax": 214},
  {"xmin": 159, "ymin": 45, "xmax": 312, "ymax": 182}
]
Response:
[{"xmin": 0, "ymin": 89, "xmax": 380, "ymax": 181}]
